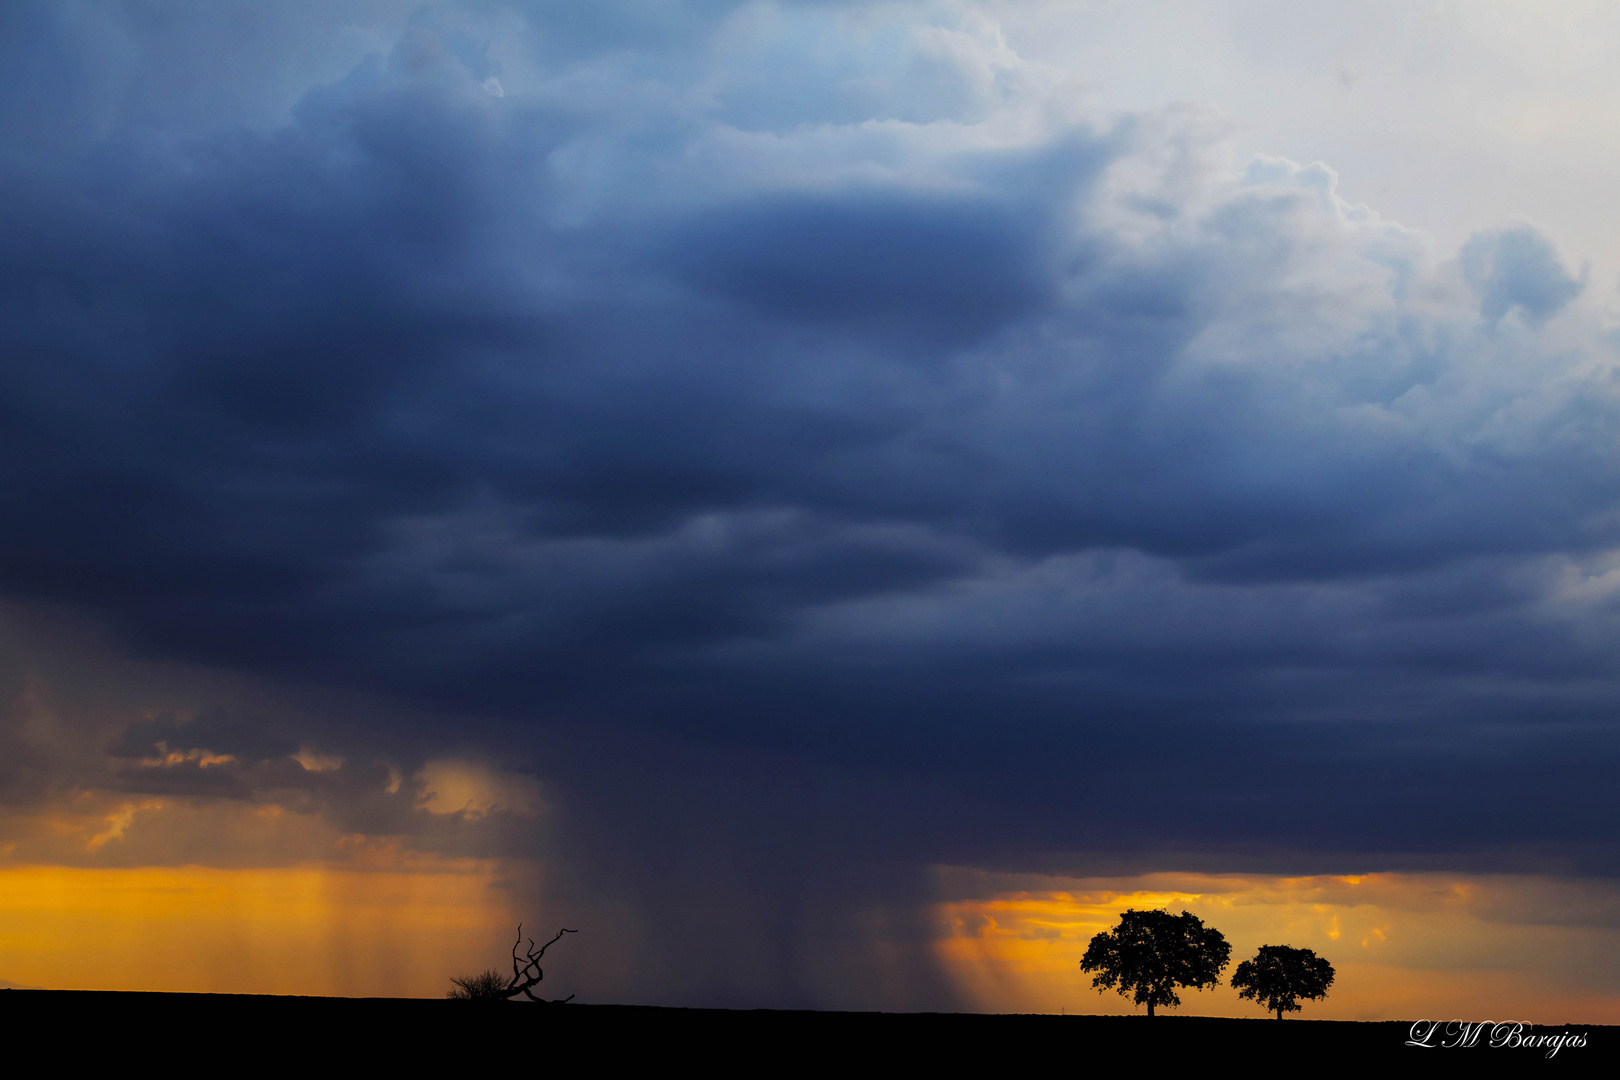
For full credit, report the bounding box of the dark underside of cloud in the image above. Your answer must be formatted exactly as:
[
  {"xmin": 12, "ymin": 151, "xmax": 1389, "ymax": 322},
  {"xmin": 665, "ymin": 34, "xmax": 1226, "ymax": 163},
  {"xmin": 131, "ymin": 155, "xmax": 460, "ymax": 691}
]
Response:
[{"xmin": 3, "ymin": 0, "xmax": 1620, "ymax": 1006}]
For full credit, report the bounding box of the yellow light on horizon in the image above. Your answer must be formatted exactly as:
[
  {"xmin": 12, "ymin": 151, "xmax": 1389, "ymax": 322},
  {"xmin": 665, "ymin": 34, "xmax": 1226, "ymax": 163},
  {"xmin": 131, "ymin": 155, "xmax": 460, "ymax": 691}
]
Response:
[
  {"xmin": 932, "ymin": 871, "xmax": 1620, "ymax": 1024},
  {"xmin": 0, "ymin": 861, "xmax": 529, "ymax": 998}
]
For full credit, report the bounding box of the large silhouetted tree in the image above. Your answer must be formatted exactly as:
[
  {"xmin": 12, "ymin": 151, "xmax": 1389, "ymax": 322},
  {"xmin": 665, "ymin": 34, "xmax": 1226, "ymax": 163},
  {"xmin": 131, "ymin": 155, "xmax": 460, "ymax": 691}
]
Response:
[
  {"xmin": 1080, "ymin": 909, "xmax": 1231, "ymax": 1017},
  {"xmin": 448, "ymin": 925, "xmax": 576, "ymax": 1002},
  {"xmin": 1231, "ymin": 944, "xmax": 1334, "ymax": 1019}
]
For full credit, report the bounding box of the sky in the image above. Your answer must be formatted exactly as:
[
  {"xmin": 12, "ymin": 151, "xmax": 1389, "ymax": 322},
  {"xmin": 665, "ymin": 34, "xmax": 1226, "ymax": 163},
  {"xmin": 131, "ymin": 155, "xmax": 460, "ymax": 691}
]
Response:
[{"xmin": 4, "ymin": 0, "xmax": 1620, "ymax": 1020}]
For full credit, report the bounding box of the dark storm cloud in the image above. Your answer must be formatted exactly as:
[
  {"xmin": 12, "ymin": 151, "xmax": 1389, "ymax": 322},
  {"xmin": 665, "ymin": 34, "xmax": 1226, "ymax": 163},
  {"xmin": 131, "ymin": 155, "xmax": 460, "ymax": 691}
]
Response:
[
  {"xmin": 666, "ymin": 189, "xmax": 1056, "ymax": 338},
  {"xmin": 4, "ymin": 0, "xmax": 1620, "ymax": 941},
  {"xmin": 109, "ymin": 706, "xmax": 300, "ymax": 762}
]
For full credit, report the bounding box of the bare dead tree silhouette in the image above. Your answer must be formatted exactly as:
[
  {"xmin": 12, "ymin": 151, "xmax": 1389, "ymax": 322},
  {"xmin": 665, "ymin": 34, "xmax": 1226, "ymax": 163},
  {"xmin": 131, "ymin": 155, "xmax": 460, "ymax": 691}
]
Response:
[{"xmin": 448, "ymin": 924, "xmax": 577, "ymax": 1002}]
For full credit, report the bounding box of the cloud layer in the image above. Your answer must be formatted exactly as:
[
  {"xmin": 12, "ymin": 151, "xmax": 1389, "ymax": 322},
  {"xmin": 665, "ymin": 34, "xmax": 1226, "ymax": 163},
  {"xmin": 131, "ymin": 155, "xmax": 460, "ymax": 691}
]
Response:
[{"xmin": 5, "ymin": 0, "xmax": 1620, "ymax": 1007}]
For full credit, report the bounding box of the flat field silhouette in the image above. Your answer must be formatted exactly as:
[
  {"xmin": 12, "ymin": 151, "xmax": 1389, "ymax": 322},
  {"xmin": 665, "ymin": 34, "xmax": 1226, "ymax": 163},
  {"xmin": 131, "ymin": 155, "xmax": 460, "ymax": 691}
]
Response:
[{"xmin": 4, "ymin": 990, "xmax": 1609, "ymax": 1066}]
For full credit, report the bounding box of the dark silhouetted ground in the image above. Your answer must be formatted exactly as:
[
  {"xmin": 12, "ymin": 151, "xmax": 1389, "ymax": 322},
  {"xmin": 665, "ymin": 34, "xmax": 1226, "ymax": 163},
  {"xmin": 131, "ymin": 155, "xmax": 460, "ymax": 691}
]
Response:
[{"xmin": 3, "ymin": 990, "xmax": 1608, "ymax": 1066}]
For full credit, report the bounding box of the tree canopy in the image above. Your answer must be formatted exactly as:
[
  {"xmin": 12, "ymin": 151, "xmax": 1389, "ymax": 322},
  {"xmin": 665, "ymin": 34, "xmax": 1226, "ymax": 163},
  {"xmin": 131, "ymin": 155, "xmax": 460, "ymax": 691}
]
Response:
[
  {"xmin": 1079, "ymin": 909, "xmax": 1231, "ymax": 1016},
  {"xmin": 1231, "ymin": 944, "xmax": 1335, "ymax": 1019}
]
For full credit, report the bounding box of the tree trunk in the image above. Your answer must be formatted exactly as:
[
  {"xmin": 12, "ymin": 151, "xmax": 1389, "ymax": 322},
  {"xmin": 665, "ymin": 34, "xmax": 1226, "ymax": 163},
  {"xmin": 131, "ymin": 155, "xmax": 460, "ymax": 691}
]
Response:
[{"xmin": 1147, "ymin": 1002, "xmax": 1155, "ymax": 1017}]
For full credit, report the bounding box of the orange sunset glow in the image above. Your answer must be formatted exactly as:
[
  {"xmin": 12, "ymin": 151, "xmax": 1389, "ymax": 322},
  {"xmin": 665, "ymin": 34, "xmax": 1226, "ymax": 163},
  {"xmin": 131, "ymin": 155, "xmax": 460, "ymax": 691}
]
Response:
[
  {"xmin": 0, "ymin": 861, "xmax": 528, "ymax": 997},
  {"xmin": 933, "ymin": 870, "xmax": 1620, "ymax": 1024},
  {"xmin": 0, "ymin": 853, "xmax": 539, "ymax": 997}
]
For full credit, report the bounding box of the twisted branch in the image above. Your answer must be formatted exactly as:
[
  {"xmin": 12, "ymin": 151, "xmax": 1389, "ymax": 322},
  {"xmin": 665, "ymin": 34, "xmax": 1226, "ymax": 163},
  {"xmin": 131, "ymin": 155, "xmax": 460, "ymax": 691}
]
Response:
[{"xmin": 505, "ymin": 924, "xmax": 577, "ymax": 1002}]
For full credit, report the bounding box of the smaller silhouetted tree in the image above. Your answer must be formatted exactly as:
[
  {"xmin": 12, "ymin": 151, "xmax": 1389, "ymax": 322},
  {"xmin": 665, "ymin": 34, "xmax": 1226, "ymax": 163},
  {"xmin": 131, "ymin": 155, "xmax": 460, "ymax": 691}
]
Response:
[
  {"xmin": 448, "ymin": 925, "xmax": 576, "ymax": 1002},
  {"xmin": 1231, "ymin": 944, "xmax": 1334, "ymax": 1019},
  {"xmin": 1080, "ymin": 909, "xmax": 1231, "ymax": 1017}
]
